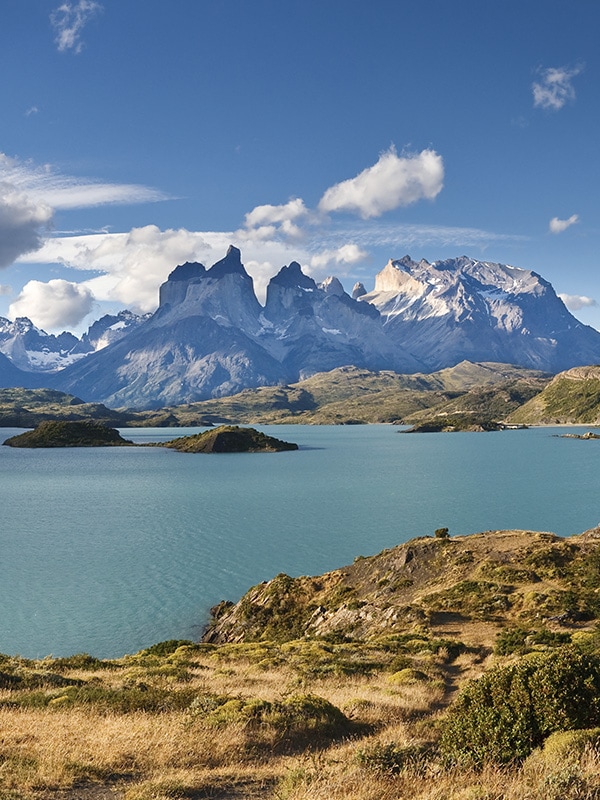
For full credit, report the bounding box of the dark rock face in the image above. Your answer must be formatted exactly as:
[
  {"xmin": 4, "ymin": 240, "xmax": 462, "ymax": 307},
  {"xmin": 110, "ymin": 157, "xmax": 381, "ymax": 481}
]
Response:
[
  {"xmin": 165, "ymin": 424, "xmax": 298, "ymax": 453},
  {"xmin": 3, "ymin": 420, "xmax": 132, "ymax": 448}
]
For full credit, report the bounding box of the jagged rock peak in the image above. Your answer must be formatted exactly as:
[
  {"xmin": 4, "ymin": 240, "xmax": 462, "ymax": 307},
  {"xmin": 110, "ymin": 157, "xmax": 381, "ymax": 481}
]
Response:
[
  {"xmin": 269, "ymin": 261, "xmax": 317, "ymax": 290},
  {"xmin": 352, "ymin": 282, "xmax": 367, "ymax": 299},
  {"xmin": 167, "ymin": 262, "xmax": 207, "ymax": 282},
  {"xmin": 208, "ymin": 245, "xmax": 249, "ymax": 279},
  {"xmin": 319, "ymin": 276, "xmax": 345, "ymax": 296}
]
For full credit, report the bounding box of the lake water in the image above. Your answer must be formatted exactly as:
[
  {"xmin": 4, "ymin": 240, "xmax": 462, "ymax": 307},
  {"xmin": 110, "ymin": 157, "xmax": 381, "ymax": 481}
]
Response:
[{"xmin": 1, "ymin": 424, "xmax": 599, "ymax": 659}]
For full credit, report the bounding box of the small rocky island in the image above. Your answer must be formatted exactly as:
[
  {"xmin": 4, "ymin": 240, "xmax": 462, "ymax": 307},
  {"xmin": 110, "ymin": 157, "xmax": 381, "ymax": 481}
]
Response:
[
  {"xmin": 559, "ymin": 431, "xmax": 600, "ymax": 440},
  {"xmin": 164, "ymin": 424, "xmax": 298, "ymax": 453},
  {"xmin": 3, "ymin": 420, "xmax": 133, "ymax": 448},
  {"xmin": 2, "ymin": 421, "xmax": 298, "ymax": 453}
]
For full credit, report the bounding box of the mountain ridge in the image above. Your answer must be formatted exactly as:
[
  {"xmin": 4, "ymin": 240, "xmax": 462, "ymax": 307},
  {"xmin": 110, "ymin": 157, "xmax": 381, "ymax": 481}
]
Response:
[{"xmin": 1, "ymin": 248, "xmax": 599, "ymax": 408}]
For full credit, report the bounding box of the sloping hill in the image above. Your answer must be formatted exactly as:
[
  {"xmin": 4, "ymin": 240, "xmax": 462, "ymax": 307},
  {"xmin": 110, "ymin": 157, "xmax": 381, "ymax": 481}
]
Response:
[
  {"xmin": 154, "ymin": 362, "xmax": 550, "ymax": 426},
  {"xmin": 204, "ymin": 527, "xmax": 600, "ymax": 650},
  {"xmin": 508, "ymin": 365, "xmax": 600, "ymax": 424}
]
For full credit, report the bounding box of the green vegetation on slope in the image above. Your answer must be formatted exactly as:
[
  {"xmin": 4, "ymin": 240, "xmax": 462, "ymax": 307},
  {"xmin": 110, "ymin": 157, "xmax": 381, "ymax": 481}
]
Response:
[
  {"xmin": 151, "ymin": 362, "xmax": 550, "ymax": 426},
  {"xmin": 3, "ymin": 528, "xmax": 600, "ymax": 798},
  {"xmin": 508, "ymin": 365, "xmax": 600, "ymax": 425},
  {"xmin": 204, "ymin": 527, "xmax": 600, "ymax": 646}
]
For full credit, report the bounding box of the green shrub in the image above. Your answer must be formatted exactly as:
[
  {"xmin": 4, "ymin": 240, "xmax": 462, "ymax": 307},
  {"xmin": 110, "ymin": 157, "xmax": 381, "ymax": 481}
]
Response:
[
  {"xmin": 440, "ymin": 648, "xmax": 600, "ymax": 766},
  {"xmin": 523, "ymin": 727, "xmax": 600, "ymax": 771},
  {"xmin": 495, "ymin": 626, "xmax": 571, "ymax": 656},
  {"xmin": 141, "ymin": 639, "xmax": 195, "ymax": 657},
  {"xmin": 356, "ymin": 740, "xmax": 431, "ymax": 775},
  {"xmin": 388, "ymin": 668, "xmax": 430, "ymax": 685},
  {"xmin": 190, "ymin": 692, "xmax": 351, "ymax": 742},
  {"xmin": 434, "ymin": 527, "xmax": 450, "ymax": 539},
  {"xmin": 1, "ymin": 683, "xmax": 198, "ymax": 713}
]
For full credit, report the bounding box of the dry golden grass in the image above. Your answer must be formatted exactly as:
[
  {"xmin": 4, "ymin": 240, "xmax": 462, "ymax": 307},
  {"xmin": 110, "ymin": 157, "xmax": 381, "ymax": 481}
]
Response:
[
  {"xmin": 2, "ymin": 642, "xmax": 600, "ymax": 800},
  {"xmin": 0, "ymin": 640, "xmax": 464, "ymax": 800}
]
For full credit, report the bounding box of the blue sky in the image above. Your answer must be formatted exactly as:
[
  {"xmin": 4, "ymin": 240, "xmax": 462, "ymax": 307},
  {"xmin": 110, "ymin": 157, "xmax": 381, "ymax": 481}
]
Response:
[{"xmin": 1, "ymin": 0, "xmax": 599, "ymax": 334}]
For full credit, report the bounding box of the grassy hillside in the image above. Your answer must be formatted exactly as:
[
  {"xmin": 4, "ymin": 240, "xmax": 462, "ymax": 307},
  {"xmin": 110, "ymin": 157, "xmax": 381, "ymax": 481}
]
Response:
[
  {"xmin": 0, "ymin": 363, "xmax": 550, "ymax": 428},
  {"xmin": 402, "ymin": 377, "xmax": 547, "ymax": 430},
  {"xmin": 508, "ymin": 365, "xmax": 600, "ymax": 425},
  {"xmin": 3, "ymin": 527, "xmax": 600, "ymax": 799},
  {"xmin": 0, "ymin": 387, "xmax": 212, "ymax": 428},
  {"xmin": 153, "ymin": 362, "xmax": 550, "ymax": 426}
]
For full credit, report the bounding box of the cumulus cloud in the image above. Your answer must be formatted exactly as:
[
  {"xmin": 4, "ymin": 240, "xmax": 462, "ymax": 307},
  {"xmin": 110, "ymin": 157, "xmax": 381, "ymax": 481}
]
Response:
[
  {"xmin": 51, "ymin": 0, "xmax": 102, "ymax": 54},
  {"xmin": 9, "ymin": 279, "xmax": 94, "ymax": 330},
  {"xmin": 318, "ymin": 147, "xmax": 444, "ymax": 219},
  {"xmin": 532, "ymin": 65, "xmax": 583, "ymax": 111},
  {"xmin": 244, "ymin": 198, "xmax": 309, "ymax": 229},
  {"xmin": 0, "ymin": 181, "xmax": 53, "ymax": 268},
  {"xmin": 549, "ymin": 214, "xmax": 579, "ymax": 234},
  {"xmin": 23, "ymin": 226, "xmax": 325, "ymax": 310},
  {"xmin": 558, "ymin": 293, "xmax": 597, "ymax": 311},
  {"xmin": 310, "ymin": 244, "xmax": 368, "ymax": 270}
]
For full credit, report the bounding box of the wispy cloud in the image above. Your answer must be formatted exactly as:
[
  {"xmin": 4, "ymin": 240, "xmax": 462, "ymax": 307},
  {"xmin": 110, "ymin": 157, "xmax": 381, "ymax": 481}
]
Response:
[
  {"xmin": 532, "ymin": 65, "xmax": 583, "ymax": 111},
  {"xmin": 0, "ymin": 285, "xmax": 12, "ymax": 297},
  {"xmin": 25, "ymin": 106, "xmax": 39, "ymax": 117},
  {"xmin": 51, "ymin": 1, "xmax": 103, "ymax": 54},
  {"xmin": 318, "ymin": 147, "xmax": 444, "ymax": 219},
  {"xmin": 0, "ymin": 153, "xmax": 169, "ymax": 211},
  {"xmin": 549, "ymin": 214, "xmax": 579, "ymax": 234},
  {"xmin": 319, "ymin": 221, "xmax": 528, "ymax": 251},
  {"xmin": 558, "ymin": 293, "xmax": 597, "ymax": 311}
]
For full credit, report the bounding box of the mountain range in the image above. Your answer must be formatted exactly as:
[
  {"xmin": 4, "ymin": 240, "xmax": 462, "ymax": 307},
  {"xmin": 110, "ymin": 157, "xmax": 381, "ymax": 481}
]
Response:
[{"xmin": 0, "ymin": 246, "xmax": 599, "ymax": 408}]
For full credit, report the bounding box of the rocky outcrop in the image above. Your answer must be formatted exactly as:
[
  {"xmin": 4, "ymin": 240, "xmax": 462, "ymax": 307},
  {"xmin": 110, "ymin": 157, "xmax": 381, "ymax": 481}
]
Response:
[{"xmin": 202, "ymin": 528, "xmax": 600, "ymax": 645}]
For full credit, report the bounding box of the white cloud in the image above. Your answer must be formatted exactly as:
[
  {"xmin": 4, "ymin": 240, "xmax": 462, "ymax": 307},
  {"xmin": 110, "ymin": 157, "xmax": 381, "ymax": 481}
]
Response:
[
  {"xmin": 25, "ymin": 106, "xmax": 39, "ymax": 117},
  {"xmin": 549, "ymin": 214, "xmax": 579, "ymax": 234},
  {"xmin": 51, "ymin": 1, "xmax": 103, "ymax": 54},
  {"xmin": 23, "ymin": 226, "xmax": 299, "ymax": 311},
  {"xmin": 310, "ymin": 244, "xmax": 368, "ymax": 270},
  {"xmin": 532, "ymin": 65, "xmax": 583, "ymax": 111},
  {"xmin": 0, "ymin": 153, "xmax": 169, "ymax": 211},
  {"xmin": 21, "ymin": 215, "xmax": 523, "ymax": 323},
  {"xmin": 318, "ymin": 147, "xmax": 444, "ymax": 219},
  {"xmin": 9, "ymin": 279, "xmax": 94, "ymax": 331},
  {"xmin": 0, "ymin": 181, "xmax": 53, "ymax": 268},
  {"xmin": 558, "ymin": 293, "xmax": 597, "ymax": 311},
  {"xmin": 244, "ymin": 198, "xmax": 309, "ymax": 229}
]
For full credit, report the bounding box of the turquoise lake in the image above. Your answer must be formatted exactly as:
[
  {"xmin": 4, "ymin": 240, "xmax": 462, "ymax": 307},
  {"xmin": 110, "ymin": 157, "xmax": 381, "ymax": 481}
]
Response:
[{"xmin": 1, "ymin": 424, "xmax": 599, "ymax": 659}]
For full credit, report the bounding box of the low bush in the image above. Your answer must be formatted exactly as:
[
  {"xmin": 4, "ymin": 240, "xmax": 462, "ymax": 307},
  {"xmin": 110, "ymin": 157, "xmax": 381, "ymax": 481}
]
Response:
[
  {"xmin": 189, "ymin": 691, "xmax": 352, "ymax": 745},
  {"xmin": 440, "ymin": 647, "xmax": 600, "ymax": 766},
  {"xmin": 355, "ymin": 740, "xmax": 431, "ymax": 775}
]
